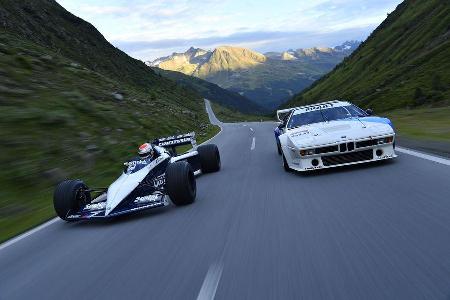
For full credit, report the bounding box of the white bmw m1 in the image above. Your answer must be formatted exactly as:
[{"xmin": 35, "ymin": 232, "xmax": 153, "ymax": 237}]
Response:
[{"xmin": 275, "ymin": 100, "xmax": 397, "ymax": 172}]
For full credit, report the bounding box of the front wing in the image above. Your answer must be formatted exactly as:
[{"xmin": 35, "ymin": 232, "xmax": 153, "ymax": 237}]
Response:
[{"xmin": 66, "ymin": 193, "xmax": 169, "ymax": 220}]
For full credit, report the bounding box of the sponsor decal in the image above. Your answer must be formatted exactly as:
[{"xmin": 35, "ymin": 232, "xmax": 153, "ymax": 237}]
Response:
[
  {"xmin": 126, "ymin": 159, "xmax": 149, "ymax": 172},
  {"xmin": 135, "ymin": 194, "xmax": 161, "ymax": 204},
  {"xmin": 86, "ymin": 211, "xmax": 102, "ymax": 217},
  {"xmin": 290, "ymin": 130, "xmax": 309, "ymax": 137},
  {"xmin": 157, "ymin": 133, "xmax": 194, "ymax": 141},
  {"xmin": 304, "ymin": 166, "xmax": 323, "ymax": 170},
  {"xmin": 67, "ymin": 214, "xmax": 81, "ymax": 219},
  {"xmin": 158, "ymin": 137, "xmax": 191, "ymax": 146},
  {"xmin": 152, "ymin": 174, "xmax": 166, "ymax": 188},
  {"xmin": 305, "ymin": 103, "xmax": 333, "ymax": 112},
  {"xmin": 84, "ymin": 202, "xmax": 107, "ymax": 211}
]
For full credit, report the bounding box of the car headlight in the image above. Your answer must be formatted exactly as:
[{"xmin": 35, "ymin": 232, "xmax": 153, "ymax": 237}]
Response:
[
  {"xmin": 300, "ymin": 149, "xmax": 315, "ymax": 156},
  {"xmin": 377, "ymin": 136, "xmax": 394, "ymax": 144}
]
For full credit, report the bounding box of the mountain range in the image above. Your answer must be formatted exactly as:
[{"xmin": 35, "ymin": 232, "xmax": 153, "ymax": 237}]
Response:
[
  {"xmin": 148, "ymin": 41, "xmax": 360, "ymax": 110},
  {"xmin": 285, "ymin": 0, "xmax": 450, "ymax": 112}
]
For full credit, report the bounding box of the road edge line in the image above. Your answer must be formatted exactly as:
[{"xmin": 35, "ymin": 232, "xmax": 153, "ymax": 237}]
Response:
[
  {"xmin": 0, "ymin": 217, "xmax": 59, "ymax": 251},
  {"xmin": 396, "ymin": 147, "xmax": 450, "ymax": 166}
]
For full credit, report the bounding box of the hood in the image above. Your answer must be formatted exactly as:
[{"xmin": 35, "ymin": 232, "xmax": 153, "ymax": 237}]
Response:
[{"xmin": 285, "ymin": 117, "xmax": 394, "ymax": 148}]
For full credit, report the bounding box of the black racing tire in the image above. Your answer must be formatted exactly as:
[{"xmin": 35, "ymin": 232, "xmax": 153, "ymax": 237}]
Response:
[
  {"xmin": 197, "ymin": 144, "xmax": 221, "ymax": 173},
  {"xmin": 53, "ymin": 179, "xmax": 91, "ymax": 221},
  {"xmin": 277, "ymin": 141, "xmax": 282, "ymax": 155},
  {"xmin": 282, "ymin": 154, "xmax": 292, "ymax": 172},
  {"xmin": 166, "ymin": 161, "xmax": 196, "ymax": 206}
]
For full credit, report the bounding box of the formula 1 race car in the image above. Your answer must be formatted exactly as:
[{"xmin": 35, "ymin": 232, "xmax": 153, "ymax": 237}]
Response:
[
  {"xmin": 53, "ymin": 132, "xmax": 220, "ymax": 221},
  {"xmin": 276, "ymin": 100, "xmax": 397, "ymax": 172}
]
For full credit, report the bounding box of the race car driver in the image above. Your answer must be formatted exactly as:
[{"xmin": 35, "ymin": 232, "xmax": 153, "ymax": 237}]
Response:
[{"xmin": 138, "ymin": 142, "xmax": 159, "ymax": 160}]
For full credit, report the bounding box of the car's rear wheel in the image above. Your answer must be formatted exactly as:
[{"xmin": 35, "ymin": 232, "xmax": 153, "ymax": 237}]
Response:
[
  {"xmin": 197, "ymin": 144, "xmax": 221, "ymax": 173},
  {"xmin": 166, "ymin": 161, "xmax": 196, "ymax": 205},
  {"xmin": 53, "ymin": 180, "xmax": 91, "ymax": 221}
]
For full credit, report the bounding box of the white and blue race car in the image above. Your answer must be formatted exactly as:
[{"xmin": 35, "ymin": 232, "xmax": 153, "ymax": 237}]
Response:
[
  {"xmin": 275, "ymin": 100, "xmax": 397, "ymax": 172},
  {"xmin": 53, "ymin": 133, "xmax": 221, "ymax": 221}
]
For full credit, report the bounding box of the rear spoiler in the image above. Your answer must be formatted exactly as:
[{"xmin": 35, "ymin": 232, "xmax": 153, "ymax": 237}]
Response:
[
  {"xmin": 153, "ymin": 132, "xmax": 197, "ymax": 154},
  {"xmin": 276, "ymin": 108, "xmax": 294, "ymax": 122}
]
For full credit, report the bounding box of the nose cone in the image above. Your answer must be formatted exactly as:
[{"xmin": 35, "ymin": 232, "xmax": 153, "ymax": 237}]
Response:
[{"xmin": 105, "ymin": 166, "xmax": 151, "ymax": 216}]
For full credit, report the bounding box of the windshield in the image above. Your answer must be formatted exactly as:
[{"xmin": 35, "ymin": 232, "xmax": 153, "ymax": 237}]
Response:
[{"xmin": 287, "ymin": 105, "xmax": 368, "ymax": 129}]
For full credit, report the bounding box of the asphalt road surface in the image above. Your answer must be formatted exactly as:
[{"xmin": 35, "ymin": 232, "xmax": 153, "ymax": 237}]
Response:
[{"xmin": 1, "ymin": 100, "xmax": 450, "ymax": 300}]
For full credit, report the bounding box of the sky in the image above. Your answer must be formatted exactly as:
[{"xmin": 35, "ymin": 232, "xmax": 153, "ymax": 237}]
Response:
[{"xmin": 56, "ymin": 0, "xmax": 403, "ymax": 61}]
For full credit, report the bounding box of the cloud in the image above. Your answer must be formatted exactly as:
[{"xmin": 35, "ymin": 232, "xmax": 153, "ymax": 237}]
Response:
[
  {"xmin": 57, "ymin": 0, "xmax": 402, "ymax": 60},
  {"xmin": 115, "ymin": 27, "xmax": 373, "ymax": 61}
]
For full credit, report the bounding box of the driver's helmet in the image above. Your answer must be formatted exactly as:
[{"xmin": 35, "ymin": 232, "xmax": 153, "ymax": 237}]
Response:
[{"xmin": 138, "ymin": 143, "xmax": 154, "ymax": 159}]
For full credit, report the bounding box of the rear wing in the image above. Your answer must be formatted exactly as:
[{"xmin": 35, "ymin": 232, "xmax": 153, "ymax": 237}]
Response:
[
  {"xmin": 153, "ymin": 132, "xmax": 197, "ymax": 154},
  {"xmin": 276, "ymin": 108, "xmax": 294, "ymax": 122}
]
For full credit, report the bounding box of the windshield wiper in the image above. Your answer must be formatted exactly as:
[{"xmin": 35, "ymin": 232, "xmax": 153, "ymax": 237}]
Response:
[{"xmin": 319, "ymin": 108, "xmax": 328, "ymax": 122}]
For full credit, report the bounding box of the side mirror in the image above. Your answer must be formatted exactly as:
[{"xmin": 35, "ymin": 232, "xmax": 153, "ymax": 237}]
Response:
[{"xmin": 366, "ymin": 108, "xmax": 373, "ymax": 116}]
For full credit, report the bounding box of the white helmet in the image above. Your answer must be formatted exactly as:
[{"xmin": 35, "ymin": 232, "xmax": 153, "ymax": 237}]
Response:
[{"xmin": 138, "ymin": 143, "xmax": 154, "ymax": 159}]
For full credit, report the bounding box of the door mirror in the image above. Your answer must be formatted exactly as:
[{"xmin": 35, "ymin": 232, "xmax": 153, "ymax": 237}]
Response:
[{"xmin": 366, "ymin": 108, "xmax": 373, "ymax": 116}]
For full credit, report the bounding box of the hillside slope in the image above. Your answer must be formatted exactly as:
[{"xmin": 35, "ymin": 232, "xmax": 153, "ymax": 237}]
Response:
[
  {"xmin": 0, "ymin": 0, "xmax": 159, "ymax": 89},
  {"xmin": 285, "ymin": 0, "xmax": 450, "ymax": 112},
  {"xmin": 0, "ymin": 1, "xmax": 218, "ymax": 242}
]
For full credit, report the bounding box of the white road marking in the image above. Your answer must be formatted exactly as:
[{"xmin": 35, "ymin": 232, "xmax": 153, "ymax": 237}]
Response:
[
  {"xmin": 0, "ymin": 218, "xmax": 59, "ymax": 251},
  {"xmin": 250, "ymin": 127, "xmax": 254, "ymax": 132},
  {"xmin": 251, "ymin": 137, "xmax": 256, "ymax": 150},
  {"xmin": 397, "ymin": 147, "xmax": 450, "ymax": 166},
  {"xmin": 243, "ymin": 124, "xmax": 247, "ymax": 127},
  {"xmin": 197, "ymin": 262, "xmax": 223, "ymax": 300}
]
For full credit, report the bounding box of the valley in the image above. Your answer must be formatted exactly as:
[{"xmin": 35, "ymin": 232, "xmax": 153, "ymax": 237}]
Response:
[{"xmin": 149, "ymin": 42, "xmax": 360, "ymax": 110}]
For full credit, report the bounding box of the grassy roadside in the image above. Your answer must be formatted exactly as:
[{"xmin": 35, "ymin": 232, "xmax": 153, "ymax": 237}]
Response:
[
  {"xmin": 210, "ymin": 102, "xmax": 272, "ymax": 123},
  {"xmin": 385, "ymin": 107, "xmax": 450, "ymax": 142},
  {"xmin": 384, "ymin": 107, "xmax": 450, "ymax": 156}
]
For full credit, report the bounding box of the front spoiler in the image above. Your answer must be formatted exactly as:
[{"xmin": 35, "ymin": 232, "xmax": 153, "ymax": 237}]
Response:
[
  {"xmin": 66, "ymin": 197, "xmax": 169, "ymax": 220},
  {"xmin": 286, "ymin": 144, "xmax": 397, "ymax": 172},
  {"xmin": 289, "ymin": 153, "xmax": 397, "ymax": 172}
]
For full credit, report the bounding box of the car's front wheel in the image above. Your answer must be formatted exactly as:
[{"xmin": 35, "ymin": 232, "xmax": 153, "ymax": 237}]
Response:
[
  {"xmin": 166, "ymin": 161, "xmax": 196, "ymax": 206},
  {"xmin": 53, "ymin": 180, "xmax": 91, "ymax": 221}
]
